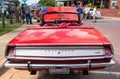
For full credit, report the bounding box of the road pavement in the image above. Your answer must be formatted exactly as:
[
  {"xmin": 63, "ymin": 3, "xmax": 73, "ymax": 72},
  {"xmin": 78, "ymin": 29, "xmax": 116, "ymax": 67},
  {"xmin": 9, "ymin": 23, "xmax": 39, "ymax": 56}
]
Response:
[
  {"xmin": 0, "ymin": 17, "xmax": 120, "ymax": 79},
  {"xmin": 85, "ymin": 18, "xmax": 120, "ymax": 65}
]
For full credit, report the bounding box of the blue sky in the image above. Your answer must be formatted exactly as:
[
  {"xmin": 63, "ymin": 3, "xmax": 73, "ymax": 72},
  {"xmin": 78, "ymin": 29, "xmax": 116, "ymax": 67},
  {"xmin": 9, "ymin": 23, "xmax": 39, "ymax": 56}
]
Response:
[{"xmin": 19, "ymin": 0, "xmax": 40, "ymax": 5}]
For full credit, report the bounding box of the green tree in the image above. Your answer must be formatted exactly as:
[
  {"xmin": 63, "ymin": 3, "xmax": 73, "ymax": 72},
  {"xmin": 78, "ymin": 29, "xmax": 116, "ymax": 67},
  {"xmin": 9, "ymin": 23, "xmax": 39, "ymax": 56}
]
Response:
[{"xmin": 38, "ymin": 0, "xmax": 55, "ymax": 6}]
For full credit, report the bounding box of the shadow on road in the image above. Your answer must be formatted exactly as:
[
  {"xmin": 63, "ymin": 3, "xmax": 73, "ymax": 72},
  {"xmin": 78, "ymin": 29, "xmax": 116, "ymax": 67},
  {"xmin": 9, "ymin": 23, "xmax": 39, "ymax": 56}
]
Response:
[
  {"xmin": 37, "ymin": 72, "xmax": 120, "ymax": 79},
  {"xmin": 0, "ymin": 67, "xmax": 9, "ymax": 76}
]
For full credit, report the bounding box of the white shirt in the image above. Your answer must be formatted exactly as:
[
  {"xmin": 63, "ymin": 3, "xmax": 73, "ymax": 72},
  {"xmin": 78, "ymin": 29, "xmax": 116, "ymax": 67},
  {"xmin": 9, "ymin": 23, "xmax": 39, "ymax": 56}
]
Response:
[
  {"xmin": 93, "ymin": 7, "xmax": 96, "ymax": 15},
  {"xmin": 84, "ymin": 8, "xmax": 90, "ymax": 14}
]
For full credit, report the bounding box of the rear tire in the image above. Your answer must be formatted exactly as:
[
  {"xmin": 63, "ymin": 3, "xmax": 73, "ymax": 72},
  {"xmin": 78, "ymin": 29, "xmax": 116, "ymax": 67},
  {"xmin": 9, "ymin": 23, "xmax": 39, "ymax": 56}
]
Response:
[
  {"xmin": 30, "ymin": 70, "xmax": 37, "ymax": 75},
  {"xmin": 82, "ymin": 70, "xmax": 89, "ymax": 75}
]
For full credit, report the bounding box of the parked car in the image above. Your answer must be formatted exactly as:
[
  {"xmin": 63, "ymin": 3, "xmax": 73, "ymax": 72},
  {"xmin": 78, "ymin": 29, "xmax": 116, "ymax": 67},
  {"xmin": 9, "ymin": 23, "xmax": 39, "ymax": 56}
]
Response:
[{"xmin": 4, "ymin": 6, "xmax": 115, "ymax": 75}]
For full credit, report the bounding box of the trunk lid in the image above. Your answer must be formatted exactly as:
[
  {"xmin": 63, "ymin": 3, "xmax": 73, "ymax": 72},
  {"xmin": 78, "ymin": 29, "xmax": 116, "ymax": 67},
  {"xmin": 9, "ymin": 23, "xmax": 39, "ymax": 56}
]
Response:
[{"xmin": 8, "ymin": 26, "xmax": 110, "ymax": 45}]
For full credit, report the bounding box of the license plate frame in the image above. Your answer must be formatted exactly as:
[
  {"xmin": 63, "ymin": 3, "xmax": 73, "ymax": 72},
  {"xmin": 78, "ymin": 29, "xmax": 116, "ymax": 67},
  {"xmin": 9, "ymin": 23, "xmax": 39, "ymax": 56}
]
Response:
[{"xmin": 49, "ymin": 67, "xmax": 69, "ymax": 74}]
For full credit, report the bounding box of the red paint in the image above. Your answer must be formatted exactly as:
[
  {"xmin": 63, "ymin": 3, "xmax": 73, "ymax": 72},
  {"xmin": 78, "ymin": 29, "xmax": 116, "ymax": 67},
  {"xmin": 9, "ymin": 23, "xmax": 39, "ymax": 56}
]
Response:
[
  {"xmin": 8, "ymin": 24, "xmax": 110, "ymax": 45},
  {"xmin": 5, "ymin": 7, "xmax": 114, "ymax": 74}
]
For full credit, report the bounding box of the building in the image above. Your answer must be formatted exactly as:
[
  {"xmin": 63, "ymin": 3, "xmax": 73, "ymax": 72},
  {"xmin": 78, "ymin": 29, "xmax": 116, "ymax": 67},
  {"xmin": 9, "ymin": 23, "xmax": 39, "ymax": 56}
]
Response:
[
  {"xmin": 98, "ymin": 0, "xmax": 120, "ymax": 17},
  {"xmin": 81, "ymin": 0, "xmax": 120, "ymax": 17},
  {"xmin": 55, "ymin": 0, "xmax": 120, "ymax": 17}
]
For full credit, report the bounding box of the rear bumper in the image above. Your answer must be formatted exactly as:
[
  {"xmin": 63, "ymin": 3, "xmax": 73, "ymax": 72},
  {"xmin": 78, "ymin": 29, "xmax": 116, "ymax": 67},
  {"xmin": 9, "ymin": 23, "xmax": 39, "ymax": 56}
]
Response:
[{"xmin": 4, "ymin": 59, "xmax": 115, "ymax": 69}]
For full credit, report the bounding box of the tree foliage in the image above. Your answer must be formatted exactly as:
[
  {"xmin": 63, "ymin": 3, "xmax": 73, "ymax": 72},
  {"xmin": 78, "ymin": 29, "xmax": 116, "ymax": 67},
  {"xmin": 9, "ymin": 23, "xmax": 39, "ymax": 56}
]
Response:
[{"xmin": 38, "ymin": 0, "xmax": 55, "ymax": 6}]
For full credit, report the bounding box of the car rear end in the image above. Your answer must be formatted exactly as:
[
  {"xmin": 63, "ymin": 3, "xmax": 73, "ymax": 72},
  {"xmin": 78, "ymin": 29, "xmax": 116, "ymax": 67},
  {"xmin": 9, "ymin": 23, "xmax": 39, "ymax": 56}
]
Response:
[
  {"xmin": 4, "ymin": 43, "xmax": 115, "ymax": 75},
  {"xmin": 4, "ymin": 25, "xmax": 115, "ymax": 75}
]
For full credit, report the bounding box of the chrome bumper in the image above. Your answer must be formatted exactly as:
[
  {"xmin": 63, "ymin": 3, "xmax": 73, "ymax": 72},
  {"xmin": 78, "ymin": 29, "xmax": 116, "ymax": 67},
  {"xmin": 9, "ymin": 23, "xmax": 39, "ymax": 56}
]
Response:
[{"xmin": 4, "ymin": 59, "xmax": 115, "ymax": 69}]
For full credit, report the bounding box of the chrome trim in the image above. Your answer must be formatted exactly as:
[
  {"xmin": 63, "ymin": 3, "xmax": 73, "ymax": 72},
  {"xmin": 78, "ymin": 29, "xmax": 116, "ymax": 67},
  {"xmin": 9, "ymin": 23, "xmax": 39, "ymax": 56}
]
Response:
[
  {"xmin": 15, "ymin": 46, "xmax": 104, "ymax": 48},
  {"xmin": 4, "ymin": 59, "xmax": 115, "ymax": 68},
  {"xmin": 15, "ymin": 47, "xmax": 105, "ymax": 57},
  {"xmin": 7, "ymin": 55, "xmax": 113, "ymax": 60},
  {"xmin": 8, "ymin": 43, "xmax": 111, "ymax": 47}
]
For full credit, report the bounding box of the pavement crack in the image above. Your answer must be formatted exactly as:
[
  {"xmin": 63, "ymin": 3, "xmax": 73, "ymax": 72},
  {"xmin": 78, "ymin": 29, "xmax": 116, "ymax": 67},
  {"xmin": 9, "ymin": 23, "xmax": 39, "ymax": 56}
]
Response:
[{"xmin": 9, "ymin": 71, "xmax": 20, "ymax": 79}]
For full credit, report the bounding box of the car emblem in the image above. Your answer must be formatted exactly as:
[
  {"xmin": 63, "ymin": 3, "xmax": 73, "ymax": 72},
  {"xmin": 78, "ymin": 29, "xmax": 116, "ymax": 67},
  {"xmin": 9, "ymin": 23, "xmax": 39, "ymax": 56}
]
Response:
[
  {"xmin": 58, "ymin": 51, "xmax": 61, "ymax": 54},
  {"xmin": 58, "ymin": 14, "xmax": 64, "ymax": 17},
  {"xmin": 95, "ymin": 52, "xmax": 101, "ymax": 54}
]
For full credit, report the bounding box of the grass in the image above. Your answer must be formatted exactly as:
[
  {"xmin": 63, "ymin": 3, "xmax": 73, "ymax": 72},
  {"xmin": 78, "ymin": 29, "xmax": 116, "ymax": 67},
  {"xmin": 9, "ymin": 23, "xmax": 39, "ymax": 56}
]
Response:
[
  {"xmin": 0, "ymin": 23, "xmax": 22, "ymax": 36},
  {"xmin": 0, "ymin": 17, "xmax": 10, "ymax": 21},
  {"xmin": 0, "ymin": 17, "xmax": 16, "ymax": 22},
  {"xmin": 0, "ymin": 16, "xmax": 22, "ymax": 36}
]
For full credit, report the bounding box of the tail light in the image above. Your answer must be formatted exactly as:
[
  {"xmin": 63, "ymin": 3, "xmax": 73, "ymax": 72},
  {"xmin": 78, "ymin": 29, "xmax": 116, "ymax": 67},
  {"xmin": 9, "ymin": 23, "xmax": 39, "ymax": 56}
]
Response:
[
  {"xmin": 5, "ymin": 44, "xmax": 15, "ymax": 58},
  {"xmin": 104, "ymin": 44, "xmax": 114, "ymax": 56}
]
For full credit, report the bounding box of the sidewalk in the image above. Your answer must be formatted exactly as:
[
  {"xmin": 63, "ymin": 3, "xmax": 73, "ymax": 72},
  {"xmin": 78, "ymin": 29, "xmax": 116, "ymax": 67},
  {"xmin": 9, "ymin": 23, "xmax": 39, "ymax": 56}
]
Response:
[{"xmin": 0, "ymin": 20, "xmax": 36, "ymax": 75}]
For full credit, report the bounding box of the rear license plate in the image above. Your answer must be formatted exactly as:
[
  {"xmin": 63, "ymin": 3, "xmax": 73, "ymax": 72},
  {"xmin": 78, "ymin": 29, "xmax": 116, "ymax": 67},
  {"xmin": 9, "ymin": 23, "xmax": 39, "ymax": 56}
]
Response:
[{"xmin": 49, "ymin": 67, "xmax": 69, "ymax": 74}]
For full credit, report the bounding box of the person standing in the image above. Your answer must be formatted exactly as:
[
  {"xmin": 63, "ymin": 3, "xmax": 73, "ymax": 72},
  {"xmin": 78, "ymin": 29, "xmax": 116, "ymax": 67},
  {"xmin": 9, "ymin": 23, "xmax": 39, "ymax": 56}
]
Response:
[
  {"xmin": 7, "ymin": 4, "xmax": 13, "ymax": 24},
  {"xmin": 93, "ymin": 6, "xmax": 97, "ymax": 22},
  {"xmin": 84, "ymin": 7, "xmax": 90, "ymax": 20},
  {"xmin": 21, "ymin": 4, "xmax": 25, "ymax": 24},
  {"xmin": 76, "ymin": 5, "xmax": 83, "ymax": 23},
  {"xmin": 15, "ymin": 4, "xmax": 20, "ymax": 23},
  {"xmin": 24, "ymin": 4, "xmax": 32, "ymax": 24},
  {"xmin": 41, "ymin": 7, "xmax": 46, "ymax": 14},
  {"xmin": 35, "ymin": 7, "xmax": 41, "ymax": 23}
]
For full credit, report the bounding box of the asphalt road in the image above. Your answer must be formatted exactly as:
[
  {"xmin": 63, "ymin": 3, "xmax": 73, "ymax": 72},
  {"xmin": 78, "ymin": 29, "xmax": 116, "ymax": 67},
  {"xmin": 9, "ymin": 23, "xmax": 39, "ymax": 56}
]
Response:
[{"xmin": 0, "ymin": 18, "xmax": 120, "ymax": 79}]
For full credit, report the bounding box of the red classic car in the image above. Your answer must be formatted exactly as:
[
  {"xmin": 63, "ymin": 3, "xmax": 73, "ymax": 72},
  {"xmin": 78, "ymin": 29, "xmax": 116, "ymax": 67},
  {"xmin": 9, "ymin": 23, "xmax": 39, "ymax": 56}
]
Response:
[{"xmin": 4, "ymin": 6, "xmax": 115, "ymax": 75}]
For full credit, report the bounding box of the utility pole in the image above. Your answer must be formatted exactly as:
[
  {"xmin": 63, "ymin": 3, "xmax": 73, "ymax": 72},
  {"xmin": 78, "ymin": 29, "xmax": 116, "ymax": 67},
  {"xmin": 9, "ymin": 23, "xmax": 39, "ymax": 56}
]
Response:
[{"xmin": 1, "ymin": 0, "xmax": 5, "ymax": 27}]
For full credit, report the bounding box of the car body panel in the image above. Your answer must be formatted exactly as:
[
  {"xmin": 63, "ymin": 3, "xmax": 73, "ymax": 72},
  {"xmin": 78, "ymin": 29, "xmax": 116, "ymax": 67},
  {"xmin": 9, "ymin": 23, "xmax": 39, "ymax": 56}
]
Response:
[
  {"xmin": 8, "ymin": 25, "xmax": 110, "ymax": 45},
  {"xmin": 46, "ymin": 6, "xmax": 77, "ymax": 13},
  {"xmin": 44, "ymin": 13, "xmax": 79, "ymax": 22},
  {"xmin": 4, "ymin": 6, "xmax": 114, "ymax": 75},
  {"xmin": 39, "ymin": 6, "xmax": 77, "ymax": 21}
]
